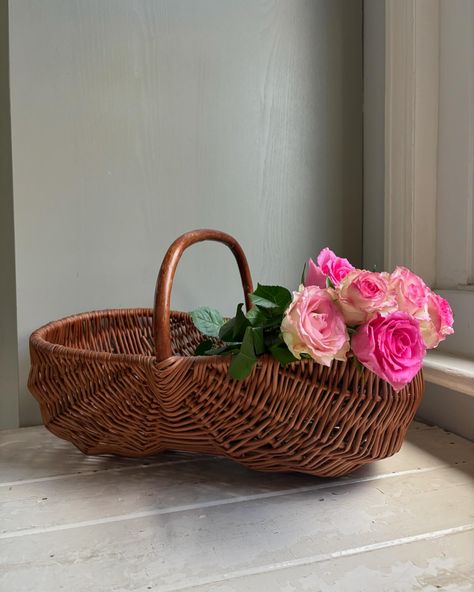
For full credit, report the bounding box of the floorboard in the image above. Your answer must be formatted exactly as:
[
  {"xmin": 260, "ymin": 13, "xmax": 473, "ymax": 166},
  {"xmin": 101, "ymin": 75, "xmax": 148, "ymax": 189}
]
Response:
[{"xmin": 0, "ymin": 421, "xmax": 473, "ymax": 591}]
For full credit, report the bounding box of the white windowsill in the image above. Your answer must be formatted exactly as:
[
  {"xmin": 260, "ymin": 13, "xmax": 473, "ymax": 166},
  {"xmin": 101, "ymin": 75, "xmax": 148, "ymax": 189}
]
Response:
[{"xmin": 423, "ymin": 351, "xmax": 474, "ymax": 397}]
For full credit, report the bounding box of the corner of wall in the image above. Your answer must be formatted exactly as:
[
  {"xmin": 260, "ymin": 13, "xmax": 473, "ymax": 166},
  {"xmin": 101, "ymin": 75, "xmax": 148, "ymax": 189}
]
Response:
[{"xmin": 0, "ymin": 0, "xmax": 20, "ymax": 430}]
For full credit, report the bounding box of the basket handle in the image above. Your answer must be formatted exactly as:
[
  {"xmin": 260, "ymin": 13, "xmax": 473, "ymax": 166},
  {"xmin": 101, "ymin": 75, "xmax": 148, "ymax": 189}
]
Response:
[{"xmin": 153, "ymin": 229, "xmax": 254, "ymax": 362}]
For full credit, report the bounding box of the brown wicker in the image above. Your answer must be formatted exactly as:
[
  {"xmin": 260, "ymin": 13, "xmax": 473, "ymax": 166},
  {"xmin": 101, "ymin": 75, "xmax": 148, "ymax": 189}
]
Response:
[{"xmin": 28, "ymin": 229, "xmax": 424, "ymax": 477}]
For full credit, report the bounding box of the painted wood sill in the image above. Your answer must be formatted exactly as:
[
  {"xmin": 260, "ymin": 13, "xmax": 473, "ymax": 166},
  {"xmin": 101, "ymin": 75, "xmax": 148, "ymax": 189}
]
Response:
[{"xmin": 424, "ymin": 350, "xmax": 474, "ymax": 397}]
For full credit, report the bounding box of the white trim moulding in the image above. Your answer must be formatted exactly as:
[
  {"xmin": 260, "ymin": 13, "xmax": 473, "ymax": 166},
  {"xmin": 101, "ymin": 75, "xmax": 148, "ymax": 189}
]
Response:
[
  {"xmin": 424, "ymin": 351, "xmax": 474, "ymax": 397},
  {"xmin": 384, "ymin": 0, "xmax": 439, "ymax": 285}
]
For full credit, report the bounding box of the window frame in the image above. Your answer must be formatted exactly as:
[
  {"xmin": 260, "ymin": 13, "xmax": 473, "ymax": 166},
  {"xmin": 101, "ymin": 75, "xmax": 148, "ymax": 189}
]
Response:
[{"xmin": 384, "ymin": 0, "xmax": 474, "ymax": 398}]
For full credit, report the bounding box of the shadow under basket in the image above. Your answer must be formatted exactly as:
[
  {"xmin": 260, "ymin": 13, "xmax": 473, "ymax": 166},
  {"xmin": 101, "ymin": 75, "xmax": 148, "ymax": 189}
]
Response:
[{"xmin": 28, "ymin": 229, "xmax": 425, "ymax": 478}]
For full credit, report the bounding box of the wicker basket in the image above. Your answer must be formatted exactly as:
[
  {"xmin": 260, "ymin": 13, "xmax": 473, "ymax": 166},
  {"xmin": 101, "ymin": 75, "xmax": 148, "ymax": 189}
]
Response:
[{"xmin": 28, "ymin": 229, "xmax": 424, "ymax": 477}]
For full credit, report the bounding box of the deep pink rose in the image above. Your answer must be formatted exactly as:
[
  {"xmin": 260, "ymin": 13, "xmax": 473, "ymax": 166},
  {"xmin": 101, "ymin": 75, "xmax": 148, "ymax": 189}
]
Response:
[
  {"xmin": 352, "ymin": 312, "xmax": 425, "ymax": 391},
  {"xmin": 317, "ymin": 248, "xmax": 354, "ymax": 286},
  {"xmin": 305, "ymin": 248, "xmax": 354, "ymax": 288},
  {"xmin": 389, "ymin": 267, "xmax": 429, "ymax": 320},
  {"xmin": 305, "ymin": 258, "xmax": 326, "ymax": 288},
  {"xmin": 281, "ymin": 286, "xmax": 350, "ymax": 366},
  {"xmin": 336, "ymin": 270, "xmax": 397, "ymax": 325},
  {"xmin": 420, "ymin": 291, "xmax": 454, "ymax": 348}
]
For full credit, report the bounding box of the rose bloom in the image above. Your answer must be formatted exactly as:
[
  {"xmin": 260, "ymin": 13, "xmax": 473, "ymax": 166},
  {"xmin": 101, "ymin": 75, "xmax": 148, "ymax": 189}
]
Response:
[
  {"xmin": 305, "ymin": 248, "xmax": 354, "ymax": 288},
  {"xmin": 351, "ymin": 312, "xmax": 426, "ymax": 391},
  {"xmin": 420, "ymin": 291, "xmax": 454, "ymax": 349},
  {"xmin": 389, "ymin": 266, "xmax": 429, "ymax": 320},
  {"xmin": 281, "ymin": 286, "xmax": 350, "ymax": 366},
  {"xmin": 336, "ymin": 269, "xmax": 397, "ymax": 325},
  {"xmin": 305, "ymin": 258, "xmax": 326, "ymax": 288}
]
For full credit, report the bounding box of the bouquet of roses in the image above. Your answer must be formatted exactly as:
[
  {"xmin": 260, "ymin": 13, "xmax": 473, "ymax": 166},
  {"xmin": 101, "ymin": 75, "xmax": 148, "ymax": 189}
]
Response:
[{"xmin": 191, "ymin": 248, "xmax": 454, "ymax": 391}]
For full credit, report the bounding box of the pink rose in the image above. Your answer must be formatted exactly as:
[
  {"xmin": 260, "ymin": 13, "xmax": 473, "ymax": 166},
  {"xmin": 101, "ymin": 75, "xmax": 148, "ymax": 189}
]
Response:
[
  {"xmin": 281, "ymin": 286, "xmax": 350, "ymax": 366},
  {"xmin": 305, "ymin": 248, "xmax": 354, "ymax": 288},
  {"xmin": 336, "ymin": 269, "xmax": 397, "ymax": 325},
  {"xmin": 305, "ymin": 258, "xmax": 326, "ymax": 288},
  {"xmin": 317, "ymin": 248, "xmax": 354, "ymax": 286},
  {"xmin": 389, "ymin": 267, "xmax": 429, "ymax": 320},
  {"xmin": 352, "ymin": 312, "xmax": 425, "ymax": 391},
  {"xmin": 420, "ymin": 291, "xmax": 454, "ymax": 349}
]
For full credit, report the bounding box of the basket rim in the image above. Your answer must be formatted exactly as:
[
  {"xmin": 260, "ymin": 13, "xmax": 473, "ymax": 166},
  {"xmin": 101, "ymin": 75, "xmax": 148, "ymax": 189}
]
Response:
[
  {"xmin": 29, "ymin": 308, "xmax": 423, "ymax": 394},
  {"xmin": 29, "ymin": 307, "xmax": 243, "ymax": 366}
]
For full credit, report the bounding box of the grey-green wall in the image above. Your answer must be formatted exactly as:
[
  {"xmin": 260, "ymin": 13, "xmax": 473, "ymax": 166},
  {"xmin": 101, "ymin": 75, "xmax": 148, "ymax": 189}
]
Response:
[
  {"xmin": 0, "ymin": 0, "xmax": 19, "ymax": 430},
  {"xmin": 363, "ymin": 0, "xmax": 385, "ymax": 272},
  {"xmin": 6, "ymin": 0, "xmax": 362, "ymax": 427}
]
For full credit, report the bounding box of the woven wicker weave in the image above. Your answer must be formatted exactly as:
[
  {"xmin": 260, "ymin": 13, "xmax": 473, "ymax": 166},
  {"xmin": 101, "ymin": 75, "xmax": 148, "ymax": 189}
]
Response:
[{"xmin": 28, "ymin": 229, "xmax": 424, "ymax": 477}]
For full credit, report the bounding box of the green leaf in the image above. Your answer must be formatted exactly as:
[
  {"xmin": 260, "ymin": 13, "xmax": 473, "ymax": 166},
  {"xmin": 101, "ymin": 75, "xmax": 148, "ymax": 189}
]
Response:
[
  {"xmin": 263, "ymin": 329, "xmax": 282, "ymax": 349},
  {"xmin": 352, "ymin": 355, "xmax": 365, "ymax": 373},
  {"xmin": 190, "ymin": 307, "xmax": 225, "ymax": 338},
  {"xmin": 300, "ymin": 261, "xmax": 307, "ymax": 286},
  {"xmin": 229, "ymin": 326, "xmax": 257, "ymax": 380},
  {"xmin": 251, "ymin": 327, "xmax": 265, "ymax": 355},
  {"xmin": 205, "ymin": 343, "xmax": 241, "ymax": 356},
  {"xmin": 195, "ymin": 340, "xmax": 214, "ymax": 355},
  {"xmin": 245, "ymin": 306, "xmax": 265, "ymax": 326},
  {"xmin": 246, "ymin": 306, "xmax": 282, "ymax": 329},
  {"xmin": 325, "ymin": 276, "xmax": 335, "ymax": 289},
  {"xmin": 248, "ymin": 284, "xmax": 292, "ymax": 312},
  {"xmin": 270, "ymin": 342, "xmax": 298, "ymax": 367},
  {"xmin": 219, "ymin": 303, "xmax": 250, "ymax": 342}
]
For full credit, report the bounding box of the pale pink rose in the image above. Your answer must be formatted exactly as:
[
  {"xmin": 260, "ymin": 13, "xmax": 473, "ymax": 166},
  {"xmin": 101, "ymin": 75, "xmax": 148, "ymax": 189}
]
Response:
[
  {"xmin": 281, "ymin": 286, "xmax": 350, "ymax": 366},
  {"xmin": 389, "ymin": 266, "xmax": 429, "ymax": 320},
  {"xmin": 352, "ymin": 312, "xmax": 425, "ymax": 391},
  {"xmin": 304, "ymin": 258, "xmax": 326, "ymax": 288},
  {"xmin": 336, "ymin": 269, "xmax": 397, "ymax": 325},
  {"xmin": 419, "ymin": 291, "xmax": 454, "ymax": 349},
  {"xmin": 317, "ymin": 248, "xmax": 354, "ymax": 286}
]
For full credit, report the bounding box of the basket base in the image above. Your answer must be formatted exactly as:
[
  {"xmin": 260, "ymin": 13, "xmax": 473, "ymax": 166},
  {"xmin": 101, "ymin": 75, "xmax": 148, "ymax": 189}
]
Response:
[{"xmin": 41, "ymin": 417, "xmax": 410, "ymax": 479}]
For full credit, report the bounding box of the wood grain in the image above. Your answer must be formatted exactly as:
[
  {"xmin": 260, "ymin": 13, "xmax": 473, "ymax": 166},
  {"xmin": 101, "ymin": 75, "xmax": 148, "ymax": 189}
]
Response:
[
  {"xmin": 0, "ymin": 422, "xmax": 473, "ymax": 592},
  {"xmin": 8, "ymin": 0, "xmax": 363, "ymax": 426}
]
